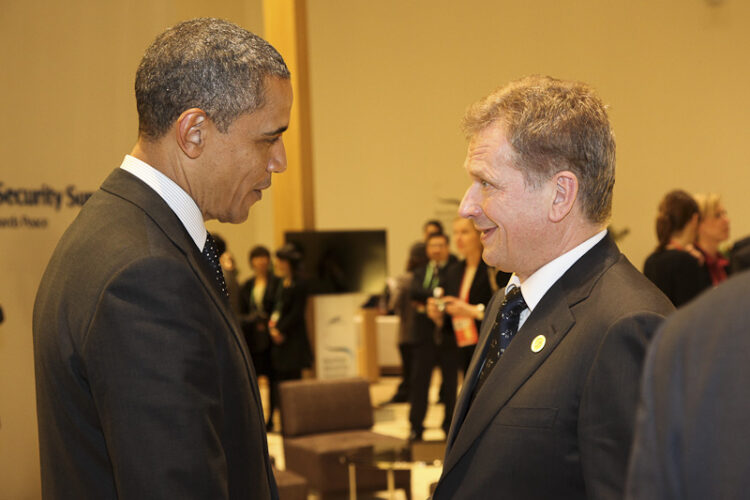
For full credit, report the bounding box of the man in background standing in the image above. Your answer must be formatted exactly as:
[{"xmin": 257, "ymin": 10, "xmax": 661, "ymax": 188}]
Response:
[
  {"xmin": 408, "ymin": 232, "xmax": 458, "ymax": 440},
  {"xmin": 33, "ymin": 18, "xmax": 292, "ymax": 499}
]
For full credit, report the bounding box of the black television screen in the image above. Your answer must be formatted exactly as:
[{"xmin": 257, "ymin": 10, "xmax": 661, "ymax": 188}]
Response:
[{"xmin": 284, "ymin": 230, "xmax": 387, "ymax": 295}]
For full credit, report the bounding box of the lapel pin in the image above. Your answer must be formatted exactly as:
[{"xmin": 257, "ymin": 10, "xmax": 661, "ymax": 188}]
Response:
[{"xmin": 531, "ymin": 335, "xmax": 546, "ymax": 353}]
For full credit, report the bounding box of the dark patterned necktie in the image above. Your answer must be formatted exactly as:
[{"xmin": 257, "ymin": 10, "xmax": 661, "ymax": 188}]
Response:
[
  {"xmin": 473, "ymin": 286, "xmax": 527, "ymax": 397},
  {"xmin": 203, "ymin": 233, "xmax": 229, "ymax": 299}
]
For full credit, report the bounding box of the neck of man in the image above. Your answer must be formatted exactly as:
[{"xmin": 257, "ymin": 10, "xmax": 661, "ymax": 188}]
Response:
[
  {"xmin": 517, "ymin": 220, "xmax": 605, "ymax": 282},
  {"xmin": 130, "ymin": 139, "xmax": 204, "ymax": 218}
]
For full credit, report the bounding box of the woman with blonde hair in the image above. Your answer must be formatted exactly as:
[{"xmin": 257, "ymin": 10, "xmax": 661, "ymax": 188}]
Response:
[{"xmin": 694, "ymin": 193, "xmax": 731, "ymax": 286}]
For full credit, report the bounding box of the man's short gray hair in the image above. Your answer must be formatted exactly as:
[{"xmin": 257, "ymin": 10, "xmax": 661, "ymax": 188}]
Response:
[
  {"xmin": 463, "ymin": 75, "xmax": 616, "ymax": 225},
  {"xmin": 135, "ymin": 18, "xmax": 290, "ymax": 140}
]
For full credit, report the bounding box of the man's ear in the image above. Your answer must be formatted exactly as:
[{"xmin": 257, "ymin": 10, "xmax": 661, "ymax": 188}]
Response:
[
  {"xmin": 549, "ymin": 170, "xmax": 578, "ymax": 223},
  {"xmin": 175, "ymin": 108, "xmax": 208, "ymax": 159}
]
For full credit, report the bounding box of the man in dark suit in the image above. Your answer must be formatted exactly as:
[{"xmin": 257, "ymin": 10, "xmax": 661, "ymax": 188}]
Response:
[
  {"xmin": 432, "ymin": 76, "xmax": 674, "ymax": 499},
  {"xmin": 33, "ymin": 19, "xmax": 292, "ymax": 499},
  {"xmin": 626, "ymin": 272, "xmax": 750, "ymax": 499},
  {"xmin": 408, "ymin": 232, "xmax": 457, "ymax": 440}
]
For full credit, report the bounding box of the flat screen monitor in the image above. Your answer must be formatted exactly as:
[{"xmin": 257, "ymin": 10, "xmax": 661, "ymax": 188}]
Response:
[{"xmin": 284, "ymin": 230, "xmax": 387, "ymax": 295}]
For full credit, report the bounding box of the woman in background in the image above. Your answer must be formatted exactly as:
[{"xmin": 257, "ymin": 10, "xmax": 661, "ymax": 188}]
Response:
[
  {"xmin": 430, "ymin": 218, "xmax": 504, "ymax": 376},
  {"xmin": 644, "ymin": 190, "xmax": 711, "ymax": 307},
  {"xmin": 694, "ymin": 193, "xmax": 731, "ymax": 286},
  {"xmin": 239, "ymin": 246, "xmax": 280, "ymax": 384},
  {"xmin": 266, "ymin": 244, "xmax": 313, "ymax": 431}
]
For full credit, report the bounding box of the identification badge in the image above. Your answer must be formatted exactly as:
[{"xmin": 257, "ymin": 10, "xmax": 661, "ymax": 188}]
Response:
[{"xmin": 452, "ymin": 316, "xmax": 478, "ymax": 347}]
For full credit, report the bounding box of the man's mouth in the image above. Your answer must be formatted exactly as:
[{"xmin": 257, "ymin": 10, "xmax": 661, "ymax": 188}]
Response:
[{"xmin": 479, "ymin": 227, "xmax": 496, "ymax": 241}]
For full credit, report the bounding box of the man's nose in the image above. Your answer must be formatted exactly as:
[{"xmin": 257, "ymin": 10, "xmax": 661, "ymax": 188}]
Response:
[
  {"xmin": 269, "ymin": 138, "xmax": 288, "ymax": 173},
  {"xmin": 458, "ymin": 185, "xmax": 479, "ymax": 218}
]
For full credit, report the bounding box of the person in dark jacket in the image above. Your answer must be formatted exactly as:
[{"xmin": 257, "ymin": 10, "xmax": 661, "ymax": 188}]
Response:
[
  {"xmin": 643, "ymin": 190, "xmax": 711, "ymax": 307},
  {"xmin": 239, "ymin": 246, "xmax": 281, "ymax": 379},
  {"xmin": 408, "ymin": 232, "xmax": 457, "ymax": 440},
  {"xmin": 266, "ymin": 244, "xmax": 313, "ymax": 431},
  {"xmin": 387, "ymin": 242, "xmax": 429, "ymax": 403}
]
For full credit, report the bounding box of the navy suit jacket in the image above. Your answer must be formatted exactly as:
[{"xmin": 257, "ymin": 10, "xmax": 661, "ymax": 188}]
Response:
[
  {"xmin": 33, "ymin": 168, "xmax": 277, "ymax": 499},
  {"xmin": 433, "ymin": 235, "xmax": 674, "ymax": 500}
]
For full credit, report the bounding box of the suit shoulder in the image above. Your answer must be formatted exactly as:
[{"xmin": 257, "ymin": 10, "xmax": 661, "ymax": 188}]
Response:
[{"xmin": 591, "ymin": 255, "xmax": 675, "ymax": 317}]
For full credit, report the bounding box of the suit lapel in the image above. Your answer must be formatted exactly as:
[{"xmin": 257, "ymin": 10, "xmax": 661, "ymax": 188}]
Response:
[
  {"xmin": 100, "ymin": 169, "xmax": 265, "ymax": 415},
  {"xmin": 442, "ymin": 235, "xmax": 621, "ymax": 478}
]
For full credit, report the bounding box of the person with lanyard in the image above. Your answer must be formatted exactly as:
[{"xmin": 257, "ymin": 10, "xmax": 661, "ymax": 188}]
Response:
[
  {"xmin": 407, "ymin": 232, "xmax": 457, "ymax": 441},
  {"xmin": 694, "ymin": 193, "xmax": 731, "ymax": 286},
  {"xmin": 427, "ymin": 217, "xmax": 510, "ymax": 380},
  {"xmin": 643, "ymin": 190, "xmax": 712, "ymax": 307}
]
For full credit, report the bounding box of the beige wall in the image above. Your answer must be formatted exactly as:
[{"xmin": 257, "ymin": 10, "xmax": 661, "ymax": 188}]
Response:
[
  {"xmin": 306, "ymin": 0, "xmax": 750, "ymax": 274},
  {"xmin": 2, "ymin": 1, "xmax": 750, "ymax": 498}
]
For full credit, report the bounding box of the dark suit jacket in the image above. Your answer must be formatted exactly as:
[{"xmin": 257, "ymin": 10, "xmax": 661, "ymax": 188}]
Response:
[
  {"xmin": 433, "ymin": 235, "xmax": 674, "ymax": 500},
  {"xmin": 33, "ymin": 169, "xmax": 277, "ymax": 499},
  {"xmin": 239, "ymin": 275, "xmax": 281, "ymax": 354},
  {"xmin": 626, "ymin": 272, "xmax": 750, "ymax": 500},
  {"xmin": 409, "ymin": 261, "xmax": 454, "ymax": 344}
]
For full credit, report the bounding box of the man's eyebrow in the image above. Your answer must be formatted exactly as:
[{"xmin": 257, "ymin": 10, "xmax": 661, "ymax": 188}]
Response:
[{"xmin": 263, "ymin": 125, "xmax": 288, "ymax": 136}]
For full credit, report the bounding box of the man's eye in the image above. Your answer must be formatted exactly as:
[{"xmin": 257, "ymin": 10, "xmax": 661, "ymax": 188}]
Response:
[{"xmin": 480, "ymin": 180, "xmax": 490, "ymax": 188}]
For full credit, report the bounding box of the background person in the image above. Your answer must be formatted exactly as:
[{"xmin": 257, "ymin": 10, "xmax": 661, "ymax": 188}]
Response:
[
  {"xmin": 643, "ymin": 190, "xmax": 711, "ymax": 307},
  {"xmin": 408, "ymin": 232, "xmax": 457, "ymax": 441},
  {"xmin": 428, "ymin": 217, "xmax": 506, "ymax": 376},
  {"xmin": 423, "ymin": 219, "xmax": 444, "ymax": 241},
  {"xmin": 239, "ymin": 245, "xmax": 281, "ymax": 385},
  {"xmin": 694, "ymin": 192, "xmax": 731, "ymax": 286},
  {"xmin": 33, "ymin": 18, "xmax": 292, "ymax": 499},
  {"xmin": 266, "ymin": 243, "xmax": 313, "ymax": 432},
  {"xmin": 387, "ymin": 242, "xmax": 428, "ymax": 404}
]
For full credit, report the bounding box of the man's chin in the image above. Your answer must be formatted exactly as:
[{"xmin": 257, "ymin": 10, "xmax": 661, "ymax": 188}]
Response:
[{"xmin": 482, "ymin": 247, "xmax": 504, "ymax": 269}]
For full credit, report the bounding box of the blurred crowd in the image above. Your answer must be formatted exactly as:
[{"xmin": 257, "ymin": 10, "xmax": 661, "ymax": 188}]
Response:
[{"xmin": 643, "ymin": 190, "xmax": 748, "ymax": 307}]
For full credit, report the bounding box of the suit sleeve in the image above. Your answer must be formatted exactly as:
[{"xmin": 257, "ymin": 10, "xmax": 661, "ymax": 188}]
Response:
[
  {"xmin": 624, "ymin": 324, "xmax": 682, "ymax": 500},
  {"xmin": 578, "ymin": 311, "xmax": 666, "ymax": 500},
  {"xmin": 81, "ymin": 256, "xmax": 230, "ymax": 500}
]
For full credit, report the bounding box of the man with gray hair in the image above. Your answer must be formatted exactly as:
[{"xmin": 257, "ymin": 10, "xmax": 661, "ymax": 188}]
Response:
[
  {"xmin": 432, "ymin": 76, "xmax": 673, "ymax": 499},
  {"xmin": 33, "ymin": 18, "xmax": 292, "ymax": 499}
]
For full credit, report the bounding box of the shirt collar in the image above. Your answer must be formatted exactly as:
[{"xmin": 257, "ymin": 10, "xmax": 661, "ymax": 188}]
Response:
[
  {"xmin": 506, "ymin": 229, "xmax": 608, "ymax": 312},
  {"xmin": 119, "ymin": 155, "xmax": 207, "ymax": 251}
]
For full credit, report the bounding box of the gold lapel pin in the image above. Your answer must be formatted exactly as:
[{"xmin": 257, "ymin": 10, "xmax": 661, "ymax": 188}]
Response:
[{"xmin": 531, "ymin": 335, "xmax": 546, "ymax": 353}]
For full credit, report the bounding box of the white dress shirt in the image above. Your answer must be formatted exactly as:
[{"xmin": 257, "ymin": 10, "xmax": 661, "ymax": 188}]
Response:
[
  {"xmin": 507, "ymin": 229, "xmax": 608, "ymax": 330},
  {"xmin": 119, "ymin": 155, "xmax": 207, "ymax": 251}
]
